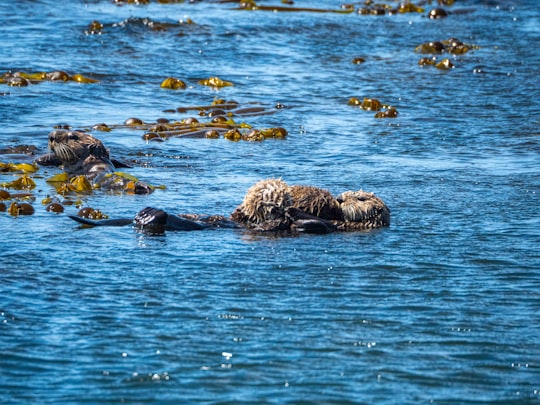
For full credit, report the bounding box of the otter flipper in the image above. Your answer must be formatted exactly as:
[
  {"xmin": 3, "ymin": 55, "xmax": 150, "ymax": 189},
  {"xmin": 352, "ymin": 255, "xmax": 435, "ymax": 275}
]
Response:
[
  {"xmin": 291, "ymin": 219, "xmax": 336, "ymax": 234},
  {"xmin": 68, "ymin": 215, "xmax": 133, "ymax": 227},
  {"xmin": 135, "ymin": 207, "xmax": 207, "ymax": 233},
  {"xmin": 286, "ymin": 207, "xmax": 337, "ymax": 234}
]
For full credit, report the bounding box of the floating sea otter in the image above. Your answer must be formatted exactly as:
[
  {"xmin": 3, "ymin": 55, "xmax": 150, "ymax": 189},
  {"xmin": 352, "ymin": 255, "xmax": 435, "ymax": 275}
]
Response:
[
  {"xmin": 69, "ymin": 178, "xmax": 390, "ymax": 235},
  {"xmin": 36, "ymin": 129, "xmax": 153, "ymax": 194}
]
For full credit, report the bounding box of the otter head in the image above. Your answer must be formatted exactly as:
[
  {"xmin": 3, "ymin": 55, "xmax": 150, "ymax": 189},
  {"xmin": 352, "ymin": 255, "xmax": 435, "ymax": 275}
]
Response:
[
  {"xmin": 337, "ymin": 190, "xmax": 390, "ymax": 228},
  {"xmin": 48, "ymin": 130, "xmax": 112, "ymax": 177},
  {"xmin": 231, "ymin": 178, "xmax": 293, "ymax": 226}
]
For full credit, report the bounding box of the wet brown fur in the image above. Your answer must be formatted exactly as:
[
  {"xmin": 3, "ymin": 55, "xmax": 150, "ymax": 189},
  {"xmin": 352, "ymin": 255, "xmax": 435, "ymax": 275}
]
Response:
[
  {"xmin": 232, "ymin": 179, "xmax": 390, "ymax": 232},
  {"xmin": 230, "ymin": 179, "xmax": 292, "ymax": 230},
  {"xmin": 336, "ymin": 190, "xmax": 391, "ymax": 230},
  {"xmin": 48, "ymin": 130, "xmax": 114, "ymax": 180},
  {"xmin": 288, "ymin": 185, "xmax": 342, "ymax": 221}
]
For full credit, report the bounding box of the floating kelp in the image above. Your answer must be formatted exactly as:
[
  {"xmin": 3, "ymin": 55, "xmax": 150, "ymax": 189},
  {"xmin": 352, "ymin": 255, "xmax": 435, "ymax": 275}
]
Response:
[
  {"xmin": 76, "ymin": 99, "xmax": 287, "ymax": 142},
  {"xmin": 234, "ymin": 0, "xmax": 355, "ymax": 13},
  {"xmin": 0, "ymin": 70, "xmax": 99, "ymax": 86},
  {"xmin": 47, "ymin": 174, "xmax": 92, "ymax": 195},
  {"xmin": 435, "ymin": 58, "xmax": 454, "ymax": 69},
  {"xmin": 357, "ymin": 1, "xmax": 424, "ymax": 15},
  {"xmin": 418, "ymin": 57, "xmax": 437, "ymax": 66},
  {"xmin": 77, "ymin": 207, "xmax": 109, "ymax": 220},
  {"xmin": 348, "ymin": 97, "xmax": 398, "ymax": 119},
  {"xmin": 353, "ymin": 0, "xmax": 459, "ymax": 16},
  {"xmin": 45, "ymin": 202, "xmax": 64, "ymax": 213},
  {"xmin": 348, "ymin": 97, "xmax": 383, "ymax": 111},
  {"xmin": 8, "ymin": 201, "xmax": 35, "ymax": 216},
  {"xmin": 415, "ymin": 38, "xmax": 478, "ymax": 55},
  {"xmin": 172, "ymin": 99, "xmax": 282, "ymax": 117},
  {"xmin": 46, "ymin": 170, "xmax": 161, "ymax": 195},
  {"xmin": 0, "ymin": 185, "xmax": 35, "ymax": 216},
  {"xmin": 428, "ymin": 8, "xmax": 448, "ymax": 19},
  {"xmin": 0, "ymin": 162, "xmax": 38, "ymax": 174},
  {"xmin": 140, "ymin": 118, "xmax": 288, "ymax": 142},
  {"xmin": 86, "ymin": 17, "xmax": 196, "ymax": 36},
  {"xmin": 160, "ymin": 77, "xmax": 187, "ymax": 90},
  {"xmin": 418, "ymin": 56, "xmax": 454, "ymax": 69},
  {"xmin": 198, "ymin": 76, "xmax": 234, "ymax": 88},
  {"xmin": 1, "ymin": 174, "xmax": 36, "ymax": 190},
  {"xmin": 113, "ymin": 0, "xmax": 187, "ymax": 4},
  {"xmin": 114, "ymin": 0, "xmax": 151, "ymax": 4},
  {"xmin": 375, "ymin": 107, "xmax": 398, "ymax": 118},
  {"xmin": 0, "ymin": 162, "xmax": 72, "ymax": 216},
  {"xmin": 94, "ymin": 172, "xmax": 165, "ymax": 194},
  {"xmin": 42, "ymin": 194, "xmax": 84, "ymax": 211}
]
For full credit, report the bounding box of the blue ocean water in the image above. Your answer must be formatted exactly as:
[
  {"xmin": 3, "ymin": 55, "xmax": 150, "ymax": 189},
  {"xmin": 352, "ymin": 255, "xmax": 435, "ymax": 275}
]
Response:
[{"xmin": 1, "ymin": 0, "xmax": 539, "ymax": 403}]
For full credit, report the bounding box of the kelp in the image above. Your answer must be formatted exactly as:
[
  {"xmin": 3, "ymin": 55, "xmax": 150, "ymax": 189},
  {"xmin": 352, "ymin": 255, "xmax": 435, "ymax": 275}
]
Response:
[
  {"xmin": 348, "ymin": 97, "xmax": 398, "ymax": 119},
  {"xmin": 1, "ymin": 70, "xmax": 99, "ymax": 87},
  {"xmin": 415, "ymin": 38, "xmax": 479, "ymax": 55},
  {"xmin": 79, "ymin": 99, "xmax": 288, "ymax": 142},
  {"xmin": 198, "ymin": 76, "xmax": 234, "ymax": 88},
  {"xmin": 233, "ymin": 0, "xmax": 355, "ymax": 13},
  {"xmin": 85, "ymin": 17, "xmax": 196, "ymax": 35}
]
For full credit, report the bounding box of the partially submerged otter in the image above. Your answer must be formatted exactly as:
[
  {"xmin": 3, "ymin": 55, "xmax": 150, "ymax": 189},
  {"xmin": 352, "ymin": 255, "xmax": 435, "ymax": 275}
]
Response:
[
  {"xmin": 40, "ymin": 130, "xmax": 114, "ymax": 180},
  {"xmin": 69, "ymin": 178, "xmax": 390, "ymax": 235},
  {"xmin": 36, "ymin": 130, "xmax": 152, "ymax": 194},
  {"xmin": 230, "ymin": 178, "xmax": 390, "ymax": 232}
]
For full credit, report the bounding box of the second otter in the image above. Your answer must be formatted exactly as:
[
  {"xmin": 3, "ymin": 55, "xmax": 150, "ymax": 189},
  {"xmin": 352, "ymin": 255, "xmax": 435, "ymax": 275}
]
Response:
[{"xmin": 38, "ymin": 129, "xmax": 152, "ymax": 194}]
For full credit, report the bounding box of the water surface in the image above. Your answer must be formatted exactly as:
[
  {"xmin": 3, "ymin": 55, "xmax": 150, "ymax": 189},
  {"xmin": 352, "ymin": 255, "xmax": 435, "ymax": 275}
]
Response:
[{"xmin": 1, "ymin": 0, "xmax": 539, "ymax": 403}]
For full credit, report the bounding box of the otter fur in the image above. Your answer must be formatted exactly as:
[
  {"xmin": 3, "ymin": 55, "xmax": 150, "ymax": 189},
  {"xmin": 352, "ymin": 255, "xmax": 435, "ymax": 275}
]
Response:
[
  {"xmin": 46, "ymin": 130, "xmax": 114, "ymax": 180},
  {"xmin": 231, "ymin": 178, "xmax": 390, "ymax": 231},
  {"xmin": 68, "ymin": 178, "xmax": 390, "ymax": 235}
]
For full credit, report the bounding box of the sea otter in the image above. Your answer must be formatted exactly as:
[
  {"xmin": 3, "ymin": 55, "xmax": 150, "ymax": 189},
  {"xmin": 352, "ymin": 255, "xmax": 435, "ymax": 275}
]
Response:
[
  {"xmin": 36, "ymin": 129, "xmax": 152, "ymax": 194},
  {"xmin": 68, "ymin": 178, "xmax": 390, "ymax": 235},
  {"xmin": 44, "ymin": 130, "xmax": 114, "ymax": 180},
  {"xmin": 231, "ymin": 178, "xmax": 390, "ymax": 232}
]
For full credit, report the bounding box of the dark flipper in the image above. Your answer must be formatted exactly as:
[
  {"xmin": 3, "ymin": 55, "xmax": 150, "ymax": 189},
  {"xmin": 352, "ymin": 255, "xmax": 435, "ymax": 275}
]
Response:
[
  {"xmin": 291, "ymin": 219, "xmax": 335, "ymax": 234},
  {"xmin": 111, "ymin": 158, "xmax": 132, "ymax": 169},
  {"xmin": 134, "ymin": 207, "xmax": 207, "ymax": 234},
  {"xmin": 286, "ymin": 207, "xmax": 337, "ymax": 234},
  {"xmin": 68, "ymin": 215, "xmax": 133, "ymax": 227}
]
